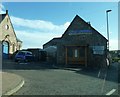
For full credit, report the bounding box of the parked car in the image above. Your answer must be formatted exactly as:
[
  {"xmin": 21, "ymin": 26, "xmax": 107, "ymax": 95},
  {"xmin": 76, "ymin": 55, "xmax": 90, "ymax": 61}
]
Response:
[{"xmin": 15, "ymin": 51, "xmax": 34, "ymax": 62}]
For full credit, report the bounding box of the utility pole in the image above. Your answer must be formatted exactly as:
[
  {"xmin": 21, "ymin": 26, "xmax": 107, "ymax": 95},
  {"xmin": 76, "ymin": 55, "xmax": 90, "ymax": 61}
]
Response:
[{"xmin": 106, "ymin": 9, "xmax": 112, "ymax": 51}]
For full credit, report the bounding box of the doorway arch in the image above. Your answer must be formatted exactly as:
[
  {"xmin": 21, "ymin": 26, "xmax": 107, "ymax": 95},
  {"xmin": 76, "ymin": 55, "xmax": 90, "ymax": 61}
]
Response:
[{"xmin": 2, "ymin": 41, "xmax": 9, "ymax": 59}]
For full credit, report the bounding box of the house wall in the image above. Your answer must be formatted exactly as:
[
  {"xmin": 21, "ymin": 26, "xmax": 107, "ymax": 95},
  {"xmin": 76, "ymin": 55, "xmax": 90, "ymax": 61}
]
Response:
[
  {"xmin": 17, "ymin": 41, "xmax": 22, "ymax": 51},
  {"xmin": 0, "ymin": 14, "xmax": 22, "ymax": 57},
  {"xmin": 0, "ymin": 41, "xmax": 2, "ymax": 68},
  {"xmin": 56, "ymin": 28, "xmax": 107, "ymax": 67},
  {"xmin": 43, "ymin": 15, "xmax": 107, "ymax": 67},
  {"xmin": 56, "ymin": 44, "xmax": 65, "ymax": 65}
]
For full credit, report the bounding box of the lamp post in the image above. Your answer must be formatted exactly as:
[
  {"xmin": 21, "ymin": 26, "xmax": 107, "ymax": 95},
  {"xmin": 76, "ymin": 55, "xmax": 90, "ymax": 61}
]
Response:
[{"xmin": 106, "ymin": 9, "xmax": 112, "ymax": 51}]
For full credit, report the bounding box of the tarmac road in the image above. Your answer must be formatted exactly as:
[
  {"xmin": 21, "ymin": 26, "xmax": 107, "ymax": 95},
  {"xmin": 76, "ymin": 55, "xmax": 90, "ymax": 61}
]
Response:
[{"xmin": 2, "ymin": 60, "xmax": 119, "ymax": 95}]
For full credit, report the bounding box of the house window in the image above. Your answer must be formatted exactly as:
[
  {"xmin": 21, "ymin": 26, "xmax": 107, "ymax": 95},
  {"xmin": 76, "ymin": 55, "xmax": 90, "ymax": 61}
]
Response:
[
  {"xmin": 74, "ymin": 49, "xmax": 78, "ymax": 58},
  {"xmin": 5, "ymin": 25, "xmax": 9, "ymax": 30},
  {"xmin": 12, "ymin": 44, "xmax": 15, "ymax": 52},
  {"xmin": 93, "ymin": 50, "xmax": 104, "ymax": 55},
  {"xmin": 93, "ymin": 46, "xmax": 104, "ymax": 55},
  {"xmin": 19, "ymin": 45, "xmax": 21, "ymax": 50}
]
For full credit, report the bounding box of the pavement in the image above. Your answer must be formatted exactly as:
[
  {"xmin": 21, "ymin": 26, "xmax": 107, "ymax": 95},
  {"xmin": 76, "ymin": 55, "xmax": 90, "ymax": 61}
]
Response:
[{"xmin": 1, "ymin": 71, "xmax": 24, "ymax": 96}]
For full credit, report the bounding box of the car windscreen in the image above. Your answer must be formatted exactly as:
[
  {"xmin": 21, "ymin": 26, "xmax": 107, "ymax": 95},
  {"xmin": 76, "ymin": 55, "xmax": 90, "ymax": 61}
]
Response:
[
  {"xmin": 26, "ymin": 52, "xmax": 32, "ymax": 55},
  {"xmin": 17, "ymin": 52, "xmax": 25, "ymax": 56}
]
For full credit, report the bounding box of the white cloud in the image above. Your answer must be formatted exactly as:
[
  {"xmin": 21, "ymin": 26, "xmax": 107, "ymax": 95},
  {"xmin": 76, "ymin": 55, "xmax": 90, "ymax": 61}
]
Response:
[
  {"xmin": 10, "ymin": 16, "xmax": 70, "ymax": 33},
  {"xmin": 10, "ymin": 16, "xmax": 70, "ymax": 49},
  {"xmin": 0, "ymin": 3, "xmax": 6, "ymax": 14},
  {"xmin": 0, "ymin": 3, "xmax": 5, "ymax": 10},
  {"xmin": 17, "ymin": 30, "xmax": 118, "ymax": 50},
  {"xmin": 11, "ymin": 16, "xmax": 118, "ymax": 50},
  {"xmin": 109, "ymin": 39, "xmax": 118, "ymax": 50},
  {"xmin": 15, "ymin": 30, "xmax": 64, "ymax": 49}
]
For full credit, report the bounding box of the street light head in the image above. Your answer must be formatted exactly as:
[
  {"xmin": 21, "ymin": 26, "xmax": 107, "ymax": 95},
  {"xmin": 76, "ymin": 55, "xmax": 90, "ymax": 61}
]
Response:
[{"xmin": 106, "ymin": 10, "xmax": 112, "ymax": 12}]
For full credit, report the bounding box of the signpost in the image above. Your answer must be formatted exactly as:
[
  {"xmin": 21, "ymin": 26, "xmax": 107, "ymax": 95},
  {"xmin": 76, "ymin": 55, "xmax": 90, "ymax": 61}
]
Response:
[
  {"xmin": 69, "ymin": 29, "xmax": 92, "ymax": 35},
  {"xmin": 92, "ymin": 46, "xmax": 105, "ymax": 55}
]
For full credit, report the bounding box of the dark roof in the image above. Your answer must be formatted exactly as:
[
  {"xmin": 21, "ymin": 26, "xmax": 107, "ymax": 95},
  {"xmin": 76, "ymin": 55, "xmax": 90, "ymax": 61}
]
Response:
[
  {"xmin": 51, "ymin": 37, "xmax": 61, "ymax": 42},
  {"xmin": 44, "ymin": 15, "xmax": 108, "ymax": 47},
  {"xmin": 27, "ymin": 48, "xmax": 43, "ymax": 51},
  {"xmin": 62, "ymin": 15, "xmax": 108, "ymax": 41},
  {"xmin": 0, "ymin": 14, "xmax": 6, "ymax": 23},
  {"xmin": 43, "ymin": 37, "xmax": 61, "ymax": 46}
]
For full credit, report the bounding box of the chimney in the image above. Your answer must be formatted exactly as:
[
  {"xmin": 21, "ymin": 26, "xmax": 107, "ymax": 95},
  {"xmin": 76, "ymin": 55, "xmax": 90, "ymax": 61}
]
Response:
[
  {"xmin": 87, "ymin": 21, "xmax": 91, "ymax": 26},
  {"xmin": 6, "ymin": 10, "xmax": 8, "ymax": 15}
]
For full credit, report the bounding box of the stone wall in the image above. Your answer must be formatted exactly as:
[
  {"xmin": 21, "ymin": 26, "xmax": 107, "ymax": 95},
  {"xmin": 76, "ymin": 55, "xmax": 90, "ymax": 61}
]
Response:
[
  {"xmin": 43, "ymin": 15, "xmax": 107, "ymax": 67},
  {"xmin": 0, "ymin": 13, "xmax": 22, "ymax": 56},
  {"xmin": 56, "ymin": 33, "xmax": 107, "ymax": 67},
  {"xmin": 0, "ymin": 41, "xmax": 2, "ymax": 69}
]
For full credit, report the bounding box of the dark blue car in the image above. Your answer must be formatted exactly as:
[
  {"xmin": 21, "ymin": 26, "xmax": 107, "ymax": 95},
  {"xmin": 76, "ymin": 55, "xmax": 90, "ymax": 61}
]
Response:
[{"xmin": 15, "ymin": 51, "xmax": 34, "ymax": 62}]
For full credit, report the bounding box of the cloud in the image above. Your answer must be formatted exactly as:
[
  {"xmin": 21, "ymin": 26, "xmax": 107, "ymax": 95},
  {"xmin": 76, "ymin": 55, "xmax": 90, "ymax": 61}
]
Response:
[
  {"xmin": 10, "ymin": 16, "xmax": 70, "ymax": 33},
  {"xmin": 11, "ymin": 16, "xmax": 118, "ymax": 50},
  {"xmin": 15, "ymin": 30, "xmax": 64, "ymax": 49},
  {"xmin": 10, "ymin": 16, "xmax": 70, "ymax": 49},
  {"xmin": 17, "ymin": 30, "xmax": 118, "ymax": 50},
  {"xmin": 0, "ymin": 3, "xmax": 5, "ymax": 10},
  {"xmin": 109, "ymin": 39, "xmax": 118, "ymax": 50},
  {"xmin": 0, "ymin": 3, "xmax": 6, "ymax": 14}
]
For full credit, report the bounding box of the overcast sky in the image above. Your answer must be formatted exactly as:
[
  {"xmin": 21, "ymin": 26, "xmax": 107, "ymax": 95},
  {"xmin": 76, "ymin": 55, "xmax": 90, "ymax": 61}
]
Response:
[{"xmin": 0, "ymin": 2, "xmax": 118, "ymax": 50}]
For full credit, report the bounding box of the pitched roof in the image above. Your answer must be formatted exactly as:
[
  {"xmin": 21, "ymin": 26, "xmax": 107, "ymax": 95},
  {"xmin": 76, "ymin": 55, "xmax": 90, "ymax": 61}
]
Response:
[
  {"xmin": 62, "ymin": 15, "xmax": 108, "ymax": 41},
  {"xmin": 0, "ymin": 14, "xmax": 6, "ymax": 23},
  {"xmin": 43, "ymin": 15, "xmax": 108, "ymax": 47},
  {"xmin": 0, "ymin": 10, "xmax": 22, "ymax": 43},
  {"xmin": 43, "ymin": 37, "xmax": 61, "ymax": 47}
]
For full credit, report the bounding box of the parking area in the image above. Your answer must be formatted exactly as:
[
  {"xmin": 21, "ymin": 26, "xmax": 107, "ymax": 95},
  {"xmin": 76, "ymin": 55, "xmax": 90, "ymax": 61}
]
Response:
[{"xmin": 2, "ymin": 59, "xmax": 119, "ymax": 95}]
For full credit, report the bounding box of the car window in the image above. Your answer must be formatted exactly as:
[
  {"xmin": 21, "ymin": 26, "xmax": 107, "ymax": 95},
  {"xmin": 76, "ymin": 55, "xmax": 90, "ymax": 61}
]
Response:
[
  {"xmin": 27, "ymin": 52, "xmax": 32, "ymax": 55},
  {"xmin": 17, "ymin": 52, "xmax": 25, "ymax": 55}
]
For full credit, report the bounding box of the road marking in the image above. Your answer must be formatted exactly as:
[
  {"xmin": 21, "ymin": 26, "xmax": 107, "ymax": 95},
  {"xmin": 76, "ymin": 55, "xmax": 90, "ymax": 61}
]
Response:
[
  {"xmin": 100, "ymin": 68, "xmax": 108, "ymax": 94},
  {"xmin": 101, "ymin": 72, "xmax": 107, "ymax": 93},
  {"xmin": 106, "ymin": 89, "xmax": 116, "ymax": 95},
  {"xmin": 4, "ymin": 79, "xmax": 25, "ymax": 95}
]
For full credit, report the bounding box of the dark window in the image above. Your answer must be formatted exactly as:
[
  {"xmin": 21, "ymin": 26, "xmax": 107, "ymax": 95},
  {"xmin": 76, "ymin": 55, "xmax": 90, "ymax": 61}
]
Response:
[
  {"xmin": 18, "ymin": 52, "xmax": 25, "ymax": 56},
  {"xmin": 12, "ymin": 44, "xmax": 15, "ymax": 52},
  {"xmin": 27, "ymin": 52, "xmax": 32, "ymax": 55}
]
